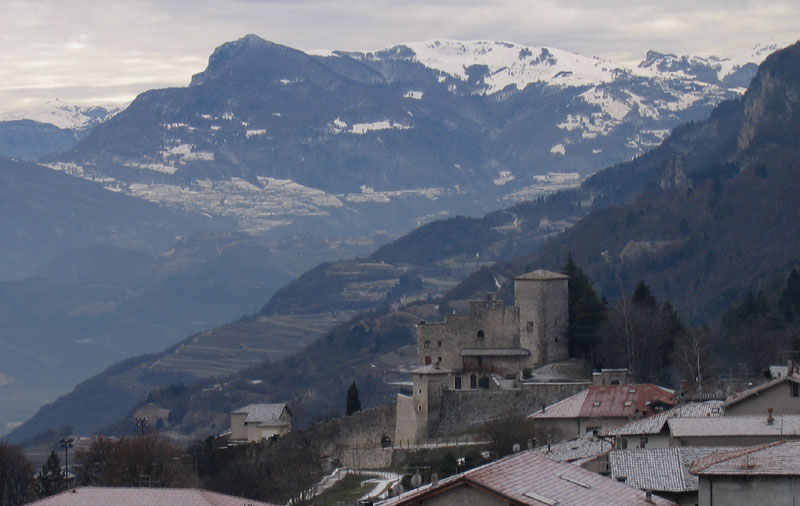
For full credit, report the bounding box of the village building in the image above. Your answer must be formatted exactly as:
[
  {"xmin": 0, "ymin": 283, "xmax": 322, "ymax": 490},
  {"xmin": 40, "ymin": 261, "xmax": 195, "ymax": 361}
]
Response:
[
  {"xmin": 608, "ymin": 447, "xmax": 739, "ymax": 506},
  {"xmin": 395, "ymin": 269, "xmax": 579, "ymax": 444},
  {"xmin": 27, "ymin": 487, "xmax": 277, "ymax": 506},
  {"xmin": 377, "ymin": 450, "xmax": 677, "ymax": 506},
  {"xmin": 527, "ymin": 383, "xmax": 676, "ymax": 443},
  {"xmin": 607, "ymin": 401, "xmax": 724, "ymax": 449},
  {"xmin": 723, "ymin": 371, "xmax": 800, "ymax": 416},
  {"xmin": 229, "ymin": 403, "xmax": 292, "ymax": 442},
  {"xmin": 691, "ymin": 441, "xmax": 800, "ymax": 506}
]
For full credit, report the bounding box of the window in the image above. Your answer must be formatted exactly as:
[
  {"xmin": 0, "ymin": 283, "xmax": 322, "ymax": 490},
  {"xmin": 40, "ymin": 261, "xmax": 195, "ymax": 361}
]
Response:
[
  {"xmin": 639, "ymin": 436, "xmax": 648, "ymax": 448},
  {"xmin": 792, "ymin": 382, "xmax": 799, "ymax": 397},
  {"xmin": 478, "ymin": 357, "xmax": 483, "ymax": 368},
  {"xmin": 423, "ymin": 340, "xmax": 430, "ymax": 349},
  {"xmin": 593, "ymin": 401, "xmax": 601, "ymax": 407},
  {"xmin": 470, "ymin": 374, "xmax": 477, "ymax": 389},
  {"xmin": 585, "ymin": 426, "xmax": 600, "ymax": 434},
  {"xmin": 437, "ymin": 357, "xmax": 442, "ymax": 363},
  {"xmin": 437, "ymin": 340, "xmax": 442, "ymax": 348},
  {"xmin": 455, "ymin": 377, "xmax": 462, "ymax": 390},
  {"xmin": 527, "ymin": 321, "xmax": 534, "ymax": 331},
  {"xmin": 424, "ymin": 356, "xmax": 431, "ymax": 365},
  {"xmin": 477, "ymin": 330, "xmax": 485, "ymax": 339}
]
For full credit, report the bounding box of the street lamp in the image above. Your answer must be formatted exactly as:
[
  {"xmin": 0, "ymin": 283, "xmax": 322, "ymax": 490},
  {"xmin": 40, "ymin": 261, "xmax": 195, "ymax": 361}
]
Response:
[
  {"xmin": 135, "ymin": 417, "xmax": 149, "ymax": 437},
  {"xmin": 59, "ymin": 438, "xmax": 74, "ymax": 490}
]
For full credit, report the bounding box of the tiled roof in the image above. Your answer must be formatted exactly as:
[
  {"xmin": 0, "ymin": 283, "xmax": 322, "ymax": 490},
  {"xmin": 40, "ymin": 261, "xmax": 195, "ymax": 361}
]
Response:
[
  {"xmin": 461, "ymin": 348, "xmax": 530, "ymax": 356},
  {"xmin": 378, "ymin": 451, "xmax": 675, "ymax": 505},
  {"xmin": 27, "ymin": 487, "xmax": 277, "ymax": 505},
  {"xmin": 533, "ymin": 432, "xmax": 612, "ymax": 463},
  {"xmin": 723, "ymin": 374, "xmax": 800, "ymax": 408},
  {"xmin": 668, "ymin": 414, "xmax": 800, "ymax": 437},
  {"xmin": 529, "ymin": 384, "xmax": 675, "ymax": 420},
  {"xmin": 514, "ymin": 269, "xmax": 569, "ymax": 280},
  {"xmin": 609, "ymin": 447, "xmax": 739, "ymax": 493},
  {"xmin": 690, "ymin": 441, "xmax": 800, "ymax": 476},
  {"xmin": 607, "ymin": 401, "xmax": 724, "ymax": 436},
  {"xmin": 231, "ymin": 403, "xmax": 289, "ymax": 426}
]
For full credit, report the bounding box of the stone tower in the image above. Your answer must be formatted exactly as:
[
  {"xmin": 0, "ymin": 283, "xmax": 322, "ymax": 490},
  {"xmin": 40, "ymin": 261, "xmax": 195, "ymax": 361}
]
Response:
[{"xmin": 514, "ymin": 269, "xmax": 569, "ymax": 366}]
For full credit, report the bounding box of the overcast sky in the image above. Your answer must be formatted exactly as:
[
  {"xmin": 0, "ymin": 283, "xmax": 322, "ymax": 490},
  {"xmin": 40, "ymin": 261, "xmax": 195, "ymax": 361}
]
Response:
[{"xmin": 1, "ymin": 0, "xmax": 798, "ymax": 111}]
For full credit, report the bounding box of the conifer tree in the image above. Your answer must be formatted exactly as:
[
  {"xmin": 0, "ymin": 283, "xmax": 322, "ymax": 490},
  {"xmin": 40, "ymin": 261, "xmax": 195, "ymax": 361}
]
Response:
[
  {"xmin": 35, "ymin": 451, "xmax": 62, "ymax": 498},
  {"xmin": 561, "ymin": 253, "xmax": 606, "ymax": 361},
  {"xmin": 346, "ymin": 382, "xmax": 361, "ymax": 415}
]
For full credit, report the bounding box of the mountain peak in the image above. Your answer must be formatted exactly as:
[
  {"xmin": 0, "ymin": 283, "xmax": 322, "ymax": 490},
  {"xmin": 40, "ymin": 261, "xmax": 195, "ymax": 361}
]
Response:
[{"xmin": 190, "ymin": 34, "xmax": 302, "ymax": 86}]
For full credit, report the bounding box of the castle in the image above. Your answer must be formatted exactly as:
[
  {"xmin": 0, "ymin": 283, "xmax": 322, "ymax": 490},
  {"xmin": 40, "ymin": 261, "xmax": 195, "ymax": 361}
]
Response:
[{"xmin": 395, "ymin": 269, "xmax": 570, "ymax": 443}]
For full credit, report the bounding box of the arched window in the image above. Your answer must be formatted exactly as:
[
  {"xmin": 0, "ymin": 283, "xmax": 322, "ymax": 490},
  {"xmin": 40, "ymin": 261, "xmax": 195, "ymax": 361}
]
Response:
[
  {"xmin": 423, "ymin": 340, "xmax": 431, "ymax": 349},
  {"xmin": 477, "ymin": 330, "xmax": 485, "ymax": 339}
]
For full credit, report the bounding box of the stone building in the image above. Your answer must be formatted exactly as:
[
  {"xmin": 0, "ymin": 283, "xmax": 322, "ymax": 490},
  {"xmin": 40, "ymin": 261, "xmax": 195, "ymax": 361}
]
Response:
[
  {"xmin": 395, "ymin": 269, "xmax": 571, "ymax": 444},
  {"xmin": 230, "ymin": 403, "xmax": 292, "ymax": 442}
]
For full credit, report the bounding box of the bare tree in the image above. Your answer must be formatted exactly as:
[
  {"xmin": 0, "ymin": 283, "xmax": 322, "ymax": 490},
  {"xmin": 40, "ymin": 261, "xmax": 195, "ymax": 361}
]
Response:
[
  {"xmin": 674, "ymin": 328, "xmax": 712, "ymax": 385},
  {"xmin": 0, "ymin": 441, "xmax": 34, "ymax": 506},
  {"xmin": 75, "ymin": 434, "xmax": 192, "ymax": 488}
]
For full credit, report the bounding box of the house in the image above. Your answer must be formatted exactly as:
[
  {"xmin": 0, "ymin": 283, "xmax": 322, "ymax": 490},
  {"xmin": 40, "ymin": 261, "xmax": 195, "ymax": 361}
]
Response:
[
  {"xmin": 667, "ymin": 413, "xmax": 800, "ymax": 447},
  {"xmin": 377, "ymin": 450, "xmax": 677, "ymax": 506},
  {"xmin": 608, "ymin": 447, "xmax": 739, "ymax": 506},
  {"xmin": 607, "ymin": 401, "xmax": 724, "ymax": 449},
  {"xmin": 527, "ymin": 383, "xmax": 676, "ymax": 443},
  {"xmin": 723, "ymin": 372, "xmax": 800, "ymax": 416},
  {"xmin": 690, "ymin": 441, "xmax": 800, "ymax": 506},
  {"xmin": 230, "ymin": 403, "xmax": 291, "ymax": 442},
  {"xmin": 27, "ymin": 487, "xmax": 277, "ymax": 505}
]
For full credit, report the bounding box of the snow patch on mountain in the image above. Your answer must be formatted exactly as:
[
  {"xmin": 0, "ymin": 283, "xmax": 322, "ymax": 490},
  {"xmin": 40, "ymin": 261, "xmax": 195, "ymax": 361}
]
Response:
[
  {"xmin": 351, "ymin": 120, "xmax": 411, "ymax": 134},
  {"xmin": 0, "ymin": 100, "xmax": 124, "ymax": 129},
  {"xmin": 403, "ymin": 40, "xmax": 616, "ymax": 93}
]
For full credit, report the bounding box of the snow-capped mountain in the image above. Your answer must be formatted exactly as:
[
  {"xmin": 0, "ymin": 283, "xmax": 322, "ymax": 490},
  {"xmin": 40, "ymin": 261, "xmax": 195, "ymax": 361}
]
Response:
[
  {"xmin": 44, "ymin": 35, "xmax": 777, "ymax": 238},
  {"xmin": 0, "ymin": 101, "xmax": 125, "ymax": 160},
  {"xmin": 0, "ymin": 100, "xmax": 123, "ymax": 130}
]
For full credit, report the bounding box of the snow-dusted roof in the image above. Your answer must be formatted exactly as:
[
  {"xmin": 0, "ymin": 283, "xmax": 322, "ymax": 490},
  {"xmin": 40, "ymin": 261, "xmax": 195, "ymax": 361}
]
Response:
[
  {"xmin": 231, "ymin": 403, "xmax": 290, "ymax": 426},
  {"xmin": 691, "ymin": 441, "xmax": 800, "ymax": 476},
  {"xmin": 378, "ymin": 450, "xmax": 676, "ymax": 505},
  {"xmin": 514, "ymin": 269, "xmax": 569, "ymax": 281},
  {"xmin": 27, "ymin": 487, "xmax": 277, "ymax": 506},
  {"xmin": 609, "ymin": 447, "xmax": 739, "ymax": 493},
  {"xmin": 533, "ymin": 432, "xmax": 612, "ymax": 463},
  {"xmin": 607, "ymin": 401, "xmax": 724, "ymax": 436},
  {"xmin": 668, "ymin": 415, "xmax": 800, "ymax": 438}
]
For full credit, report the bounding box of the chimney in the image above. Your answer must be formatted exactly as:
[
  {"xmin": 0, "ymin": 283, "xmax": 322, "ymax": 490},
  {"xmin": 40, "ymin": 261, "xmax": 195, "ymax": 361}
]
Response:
[
  {"xmin": 789, "ymin": 360, "xmax": 794, "ymax": 375},
  {"xmin": 645, "ymin": 490, "xmax": 654, "ymax": 503},
  {"xmin": 680, "ymin": 379, "xmax": 688, "ymax": 392},
  {"xmin": 431, "ymin": 473, "xmax": 439, "ymax": 487},
  {"xmin": 527, "ymin": 438, "xmax": 534, "ymax": 450},
  {"xmin": 615, "ymin": 476, "xmax": 627, "ymax": 483},
  {"xmin": 768, "ymin": 408, "xmax": 775, "ymax": 425}
]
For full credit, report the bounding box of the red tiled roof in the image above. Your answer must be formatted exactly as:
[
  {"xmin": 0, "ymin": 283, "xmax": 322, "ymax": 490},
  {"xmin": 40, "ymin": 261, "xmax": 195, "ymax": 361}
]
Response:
[
  {"xmin": 27, "ymin": 487, "xmax": 277, "ymax": 506},
  {"xmin": 378, "ymin": 451, "xmax": 676, "ymax": 506},
  {"xmin": 528, "ymin": 384, "xmax": 675, "ymax": 420},
  {"xmin": 690, "ymin": 441, "xmax": 800, "ymax": 476}
]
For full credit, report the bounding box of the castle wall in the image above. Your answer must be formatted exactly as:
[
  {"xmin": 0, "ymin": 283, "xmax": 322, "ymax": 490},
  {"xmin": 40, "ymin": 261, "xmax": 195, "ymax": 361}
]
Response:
[
  {"xmin": 417, "ymin": 298, "xmax": 520, "ymax": 372},
  {"xmin": 515, "ymin": 277, "xmax": 568, "ymax": 366},
  {"xmin": 430, "ymin": 382, "xmax": 590, "ymax": 437}
]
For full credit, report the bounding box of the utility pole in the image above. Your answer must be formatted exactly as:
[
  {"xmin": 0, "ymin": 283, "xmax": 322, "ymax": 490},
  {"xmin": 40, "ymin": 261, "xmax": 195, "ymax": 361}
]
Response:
[
  {"xmin": 135, "ymin": 417, "xmax": 149, "ymax": 437},
  {"xmin": 59, "ymin": 437, "xmax": 74, "ymax": 491}
]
